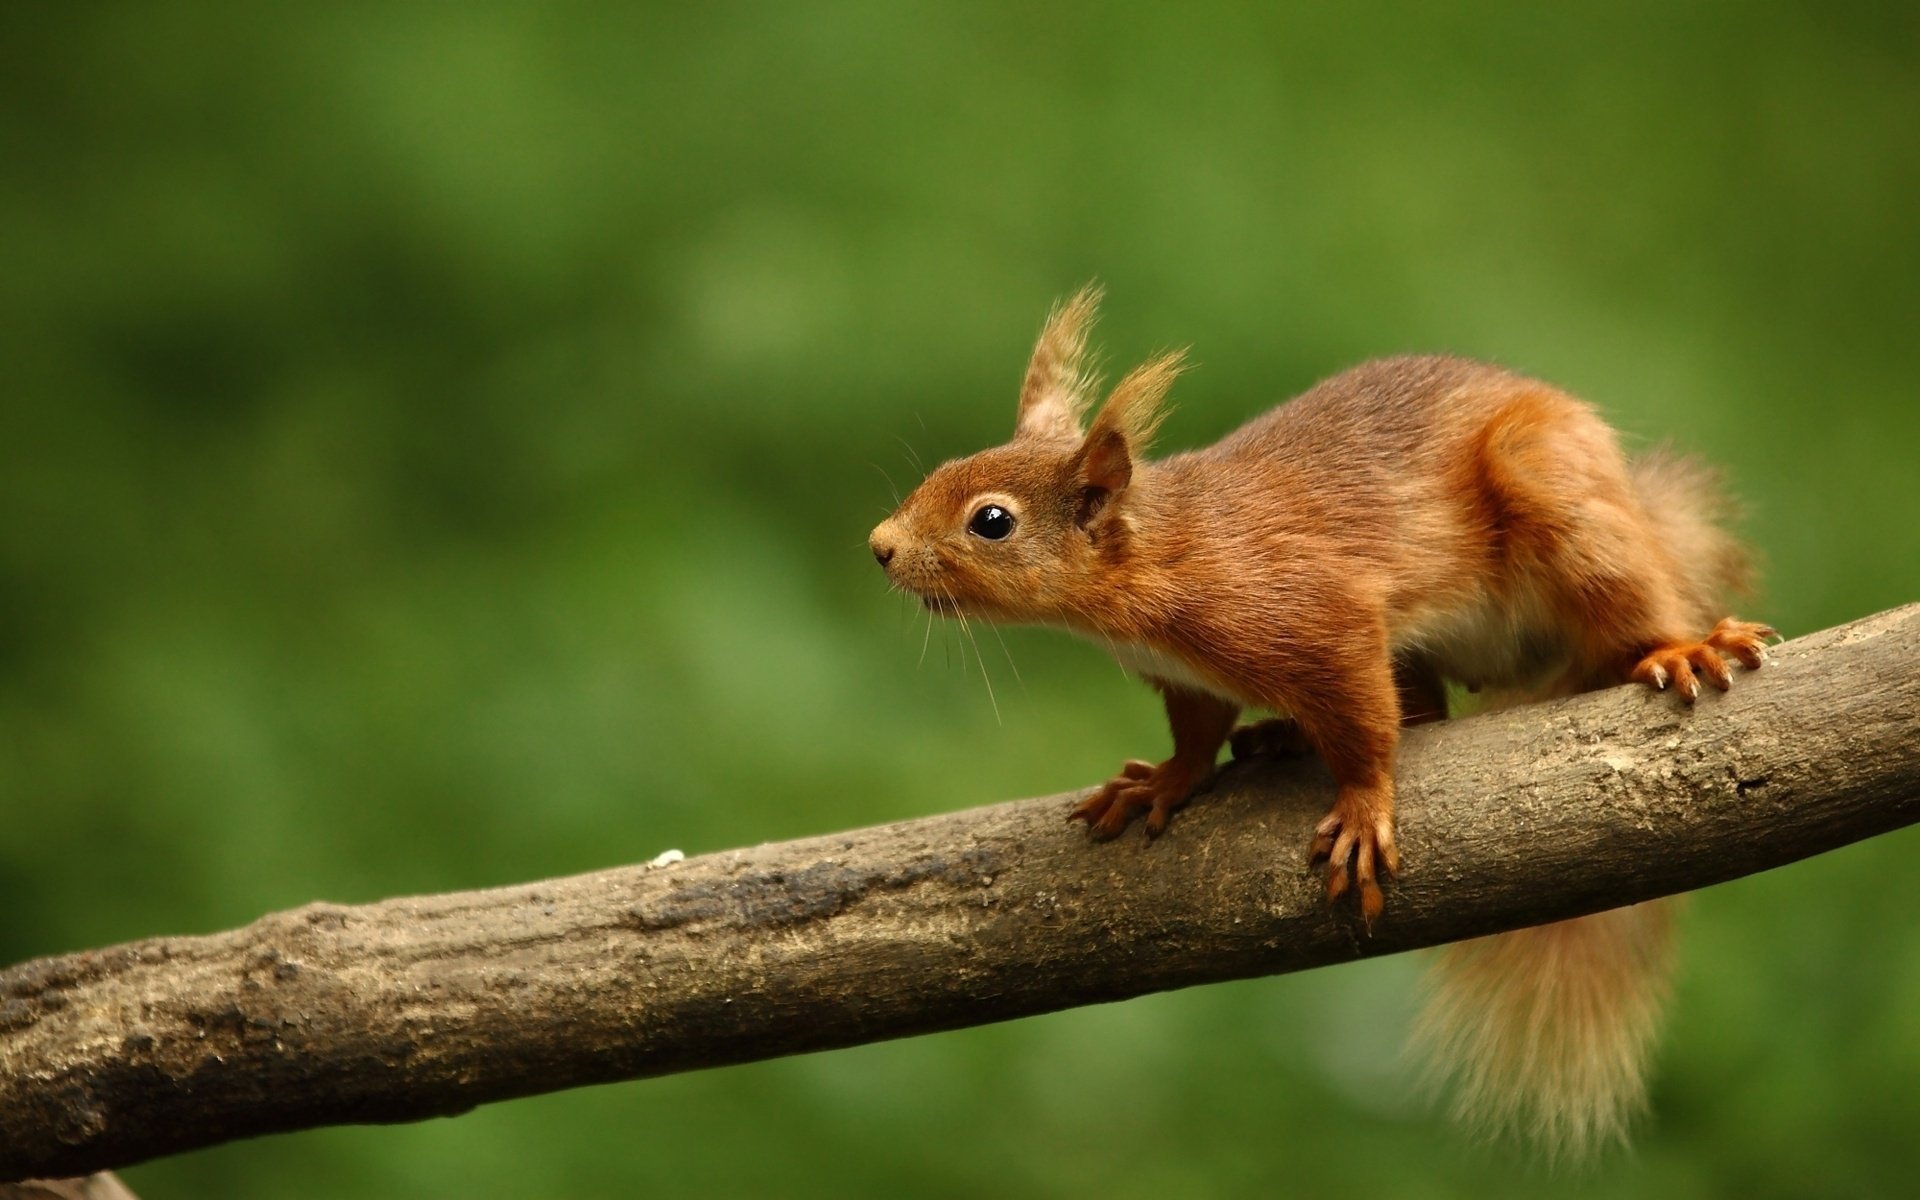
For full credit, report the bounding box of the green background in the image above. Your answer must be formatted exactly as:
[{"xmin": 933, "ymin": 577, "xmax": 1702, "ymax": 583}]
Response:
[{"xmin": 3, "ymin": 4, "xmax": 1916, "ymax": 1197}]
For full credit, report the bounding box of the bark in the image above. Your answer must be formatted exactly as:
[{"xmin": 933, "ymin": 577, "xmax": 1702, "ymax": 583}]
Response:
[{"xmin": 3, "ymin": 605, "xmax": 1917, "ymax": 1181}]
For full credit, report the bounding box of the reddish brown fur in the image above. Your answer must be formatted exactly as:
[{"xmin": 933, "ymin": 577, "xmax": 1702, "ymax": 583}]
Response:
[
  {"xmin": 872, "ymin": 295, "xmax": 1771, "ymax": 919},
  {"xmin": 869, "ymin": 291, "xmax": 1776, "ymax": 1153}
]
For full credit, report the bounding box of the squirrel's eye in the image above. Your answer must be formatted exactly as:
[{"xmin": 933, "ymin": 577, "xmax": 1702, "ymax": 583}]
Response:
[{"xmin": 967, "ymin": 504, "xmax": 1015, "ymax": 541}]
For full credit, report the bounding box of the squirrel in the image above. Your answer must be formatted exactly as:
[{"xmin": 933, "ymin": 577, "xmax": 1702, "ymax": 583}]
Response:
[{"xmin": 867, "ymin": 287, "xmax": 1775, "ymax": 1154}]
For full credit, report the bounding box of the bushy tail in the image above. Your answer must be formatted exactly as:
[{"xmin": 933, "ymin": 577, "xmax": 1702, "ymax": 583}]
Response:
[
  {"xmin": 1411, "ymin": 450, "xmax": 1749, "ymax": 1160},
  {"xmin": 1409, "ymin": 902, "xmax": 1675, "ymax": 1160},
  {"xmin": 1629, "ymin": 448, "xmax": 1752, "ymax": 628}
]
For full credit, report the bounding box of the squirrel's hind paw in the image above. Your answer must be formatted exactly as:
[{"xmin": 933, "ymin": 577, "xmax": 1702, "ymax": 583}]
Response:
[{"xmin": 1631, "ymin": 617, "xmax": 1776, "ymax": 701}]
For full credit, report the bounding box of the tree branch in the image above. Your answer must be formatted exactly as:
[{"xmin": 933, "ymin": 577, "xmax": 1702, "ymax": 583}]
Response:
[{"xmin": 4, "ymin": 605, "xmax": 1918, "ymax": 1180}]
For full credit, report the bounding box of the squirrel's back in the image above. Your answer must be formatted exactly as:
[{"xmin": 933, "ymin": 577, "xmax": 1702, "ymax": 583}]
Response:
[
  {"xmin": 1200, "ymin": 354, "xmax": 1530, "ymax": 467},
  {"xmin": 1158, "ymin": 355, "xmax": 1674, "ymax": 693}
]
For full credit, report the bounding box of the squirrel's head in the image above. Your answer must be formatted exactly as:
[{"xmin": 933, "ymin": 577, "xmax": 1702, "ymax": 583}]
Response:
[{"xmin": 869, "ymin": 288, "xmax": 1183, "ymax": 625}]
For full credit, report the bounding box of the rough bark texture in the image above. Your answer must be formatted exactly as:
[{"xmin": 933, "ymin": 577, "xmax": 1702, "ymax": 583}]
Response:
[{"xmin": 3, "ymin": 605, "xmax": 1918, "ymax": 1180}]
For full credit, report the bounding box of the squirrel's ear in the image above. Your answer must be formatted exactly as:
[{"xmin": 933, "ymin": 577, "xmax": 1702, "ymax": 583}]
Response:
[
  {"xmin": 1014, "ymin": 285, "xmax": 1102, "ymax": 441},
  {"xmin": 1075, "ymin": 350, "xmax": 1184, "ymax": 494}
]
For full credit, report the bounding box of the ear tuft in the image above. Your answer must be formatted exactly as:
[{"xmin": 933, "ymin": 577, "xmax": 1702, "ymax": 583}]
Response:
[
  {"xmin": 1088, "ymin": 349, "xmax": 1185, "ymax": 450},
  {"xmin": 1073, "ymin": 351, "xmax": 1186, "ymax": 499},
  {"xmin": 1014, "ymin": 285, "xmax": 1103, "ymax": 441}
]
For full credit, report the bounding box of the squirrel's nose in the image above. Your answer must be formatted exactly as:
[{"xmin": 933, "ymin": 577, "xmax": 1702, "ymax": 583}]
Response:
[
  {"xmin": 869, "ymin": 524, "xmax": 899, "ymax": 568},
  {"xmin": 871, "ymin": 539, "xmax": 895, "ymax": 568}
]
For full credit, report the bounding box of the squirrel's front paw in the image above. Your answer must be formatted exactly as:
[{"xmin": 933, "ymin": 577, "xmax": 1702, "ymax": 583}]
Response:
[
  {"xmin": 1069, "ymin": 759, "xmax": 1204, "ymax": 840},
  {"xmin": 1311, "ymin": 789, "xmax": 1400, "ymax": 926}
]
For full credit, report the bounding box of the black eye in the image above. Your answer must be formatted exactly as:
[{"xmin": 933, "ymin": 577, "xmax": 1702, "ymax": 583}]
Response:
[{"xmin": 967, "ymin": 504, "xmax": 1015, "ymax": 541}]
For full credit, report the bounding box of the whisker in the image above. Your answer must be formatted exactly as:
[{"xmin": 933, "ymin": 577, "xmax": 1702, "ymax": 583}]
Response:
[
  {"xmin": 940, "ymin": 587, "xmax": 966, "ymax": 679},
  {"xmin": 868, "ymin": 462, "xmax": 902, "ymax": 506},
  {"xmin": 987, "ymin": 621, "xmax": 1025, "ymax": 690},
  {"xmin": 893, "ymin": 434, "xmax": 925, "ymax": 475},
  {"xmin": 946, "ymin": 584, "xmax": 1001, "ymax": 724}
]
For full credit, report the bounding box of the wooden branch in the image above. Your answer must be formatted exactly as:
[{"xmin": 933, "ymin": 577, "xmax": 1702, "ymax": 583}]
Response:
[{"xmin": 4, "ymin": 605, "xmax": 1918, "ymax": 1180}]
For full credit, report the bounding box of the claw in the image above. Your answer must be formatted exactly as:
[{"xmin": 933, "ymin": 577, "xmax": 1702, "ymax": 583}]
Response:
[
  {"xmin": 1705, "ymin": 618, "xmax": 1779, "ymax": 671},
  {"xmin": 1377, "ymin": 822, "xmax": 1402, "ymax": 876},
  {"xmin": 1672, "ymin": 658, "xmax": 1698, "ymax": 702},
  {"xmin": 1309, "ymin": 811, "xmax": 1339, "ymax": 863},
  {"xmin": 1143, "ymin": 804, "xmax": 1173, "ymax": 839},
  {"xmin": 1696, "ymin": 651, "xmax": 1733, "ymax": 691},
  {"xmin": 1354, "ymin": 848, "xmax": 1384, "ymax": 926}
]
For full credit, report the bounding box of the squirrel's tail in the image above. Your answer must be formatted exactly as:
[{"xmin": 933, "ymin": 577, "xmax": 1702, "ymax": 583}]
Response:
[
  {"xmin": 1409, "ymin": 902, "xmax": 1675, "ymax": 1160},
  {"xmin": 1410, "ymin": 449, "xmax": 1748, "ymax": 1159},
  {"xmin": 1626, "ymin": 447, "xmax": 1753, "ymax": 625}
]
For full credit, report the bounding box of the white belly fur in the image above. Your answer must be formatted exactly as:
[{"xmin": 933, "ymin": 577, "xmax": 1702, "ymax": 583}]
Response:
[{"xmin": 1103, "ymin": 639, "xmax": 1244, "ymax": 702}]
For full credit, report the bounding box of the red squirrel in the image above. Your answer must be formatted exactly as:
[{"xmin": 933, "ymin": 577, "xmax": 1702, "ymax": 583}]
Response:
[{"xmin": 868, "ymin": 288, "xmax": 1773, "ymax": 1152}]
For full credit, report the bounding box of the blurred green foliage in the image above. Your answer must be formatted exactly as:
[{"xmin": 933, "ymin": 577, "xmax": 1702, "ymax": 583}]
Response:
[{"xmin": 2, "ymin": 3, "xmax": 1916, "ymax": 1197}]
